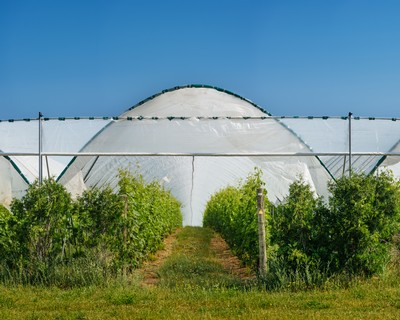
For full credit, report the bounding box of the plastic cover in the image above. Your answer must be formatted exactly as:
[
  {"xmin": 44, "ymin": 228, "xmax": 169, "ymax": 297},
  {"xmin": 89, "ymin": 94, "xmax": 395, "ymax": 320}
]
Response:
[{"xmin": 2, "ymin": 86, "xmax": 400, "ymax": 225}]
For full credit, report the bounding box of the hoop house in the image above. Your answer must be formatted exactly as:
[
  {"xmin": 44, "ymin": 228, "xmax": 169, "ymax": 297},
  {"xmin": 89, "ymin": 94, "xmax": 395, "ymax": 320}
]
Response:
[
  {"xmin": 2, "ymin": 85, "xmax": 400, "ymax": 226},
  {"xmin": 58, "ymin": 86, "xmax": 331, "ymax": 226}
]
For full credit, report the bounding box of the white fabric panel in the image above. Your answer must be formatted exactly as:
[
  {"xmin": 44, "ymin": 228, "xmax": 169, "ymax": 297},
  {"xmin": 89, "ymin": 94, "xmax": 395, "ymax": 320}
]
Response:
[
  {"xmin": 79, "ymin": 118, "xmax": 310, "ymax": 154},
  {"xmin": 381, "ymin": 138, "xmax": 400, "ymax": 166},
  {"xmin": 352, "ymin": 120, "xmax": 400, "ymax": 152},
  {"xmin": 0, "ymin": 157, "xmax": 28, "ymax": 205},
  {"xmin": 0, "ymin": 120, "xmax": 38, "ymax": 153},
  {"xmin": 0, "ymin": 158, "xmax": 15, "ymax": 205},
  {"xmin": 63, "ymin": 171, "xmax": 87, "ymax": 200},
  {"xmin": 382, "ymin": 161, "xmax": 400, "ymax": 176},
  {"xmin": 41, "ymin": 119, "xmax": 110, "ymax": 153},
  {"xmin": 9, "ymin": 156, "xmax": 66, "ymax": 183},
  {"xmin": 281, "ymin": 118, "xmax": 348, "ymax": 152},
  {"xmin": 381, "ymin": 140, "xmax": 400, "ymax": 171},
  {"xmin": 282, "ymin": 118, "xmax": 400, "ymax": 177},
  {"xmin": 281, "ymin": 118, "xmax": 400, "ymax": 153}
]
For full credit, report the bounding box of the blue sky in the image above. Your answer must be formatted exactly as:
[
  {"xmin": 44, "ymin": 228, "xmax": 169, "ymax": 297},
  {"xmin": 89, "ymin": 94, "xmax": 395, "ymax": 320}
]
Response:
[{"xmin": 1, "ymin": 0, "xmax": 400, "ymax": 119}]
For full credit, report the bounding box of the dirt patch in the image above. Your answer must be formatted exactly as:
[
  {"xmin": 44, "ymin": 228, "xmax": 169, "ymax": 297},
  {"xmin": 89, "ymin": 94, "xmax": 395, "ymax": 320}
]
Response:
[
  {"xmin": 138, "ymin": 228, "xmax": 255, "ymax": 286},
  {"xmin": 210, "ymin": 234, "xmax": 256, "ymax": 281},
  {"xmin": 138, "ymin": 228, "xmax": 181, "ymax": 286}
]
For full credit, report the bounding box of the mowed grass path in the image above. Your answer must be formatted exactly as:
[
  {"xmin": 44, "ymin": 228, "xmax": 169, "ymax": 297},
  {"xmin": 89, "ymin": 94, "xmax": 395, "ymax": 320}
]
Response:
[{"xmin": 1, "ymin": 227, "xmax": 400, "ymax": 319}]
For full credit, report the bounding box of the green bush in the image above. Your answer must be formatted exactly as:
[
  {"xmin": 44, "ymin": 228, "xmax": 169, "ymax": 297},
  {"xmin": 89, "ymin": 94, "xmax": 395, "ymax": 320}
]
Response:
[
  {"xmin": 0, "ymin": 170, "xmax": 182, "ymax": 286},
  {"xmin": 205, "ymin": 169, "xmax": 400, "ymax": 288},
  {"xmin": 10, "ymin": 178, "xmax": 73, "ymax": 266},
  {"xmin": 326, "ymin": 171, "xmax": 400, "ymax": 275},
  {"xmin": 118, "ymin": 170, "xmax": 182, "ymax": 269},
  {"xmin": 74, "ymin": 186, "xmax": 123, "ymax": 251},
  {"xmin": 203, "ymin": 168, "xmax": 269, "ymax": 269},
  {"xmin": 271, "ymin": 178, "xmax": 325, "ymax": 270},
  {"xmin": 0, "ymin": 205, "xmax": 15, "ymax": 263},
  {"xmin": 271, "ymin": 172, "xmax": 400, "ymax": 279}
]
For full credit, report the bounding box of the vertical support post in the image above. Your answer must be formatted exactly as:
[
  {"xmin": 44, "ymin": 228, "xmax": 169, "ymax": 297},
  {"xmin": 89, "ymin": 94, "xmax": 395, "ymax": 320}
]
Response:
[
  {"xmin": 122, "ymin": 194, "xmax": 128, "ymax": 277},
  {"xmin": 257, "ymin": 187, "xmax": 267, "ymax": 276},
  {"xmin": 38, "ymin": 112, "xmax": 43, "ymax": 185},
  {"xmin": 348, "ymin": 112, "xmax": 352, "ymax": 178},
  {"xmin": 123, "ymin": 194, "xmax": 128, "ymax": 248},
  {"xmin": 45, "ymin": 155, "xmax": 50, "ymax": 179}
]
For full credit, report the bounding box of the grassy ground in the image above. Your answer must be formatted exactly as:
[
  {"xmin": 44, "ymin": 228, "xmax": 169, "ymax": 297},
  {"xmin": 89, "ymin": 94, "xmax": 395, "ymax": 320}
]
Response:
[{"xmin": 1, "ymin": 227, "xmax": 400, "ymax": 319}]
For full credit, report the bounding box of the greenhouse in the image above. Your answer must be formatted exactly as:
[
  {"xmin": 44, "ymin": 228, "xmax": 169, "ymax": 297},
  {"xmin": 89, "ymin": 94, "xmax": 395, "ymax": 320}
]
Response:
[{"xmin": 1, "ymin": 85, "xmax": 400, "ymax": 226}]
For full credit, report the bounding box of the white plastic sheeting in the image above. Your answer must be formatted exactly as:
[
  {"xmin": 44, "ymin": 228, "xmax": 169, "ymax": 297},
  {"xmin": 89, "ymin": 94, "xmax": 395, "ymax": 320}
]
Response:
[
  {"xmin": 0, "ymin": 119, "xmax": 109, "ymax": 185},
  {"xmin": 281, "ymin": 117, "xmax": 400, "ymax": 178},
  {"xmin": 58, "ymin": 87, "xmax": 331, "ymax": 226},
  {"xmin": 0, "ymin": 156, "xmax": 28, "ymax": 205},
  {"xmin": 1, "ymin": 85, "xmax": 400, "ymax": 225},
  {"xmin": 0, "ymin": 118, "xmax": 109, "ymax": 207}
]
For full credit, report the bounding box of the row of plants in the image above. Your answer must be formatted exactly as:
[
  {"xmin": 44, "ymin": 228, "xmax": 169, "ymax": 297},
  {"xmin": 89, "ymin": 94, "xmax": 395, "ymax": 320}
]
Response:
[
  {"xmin": 203, "ymin": 169, "xmax": 400, "ymax": 289},
  {"xmin": 203, "ymin": 168, "xmax": 268, "ymax": 269},
  {"xmin": 0, "ymin": 170, "xmax": 182, "ymax": 287}
]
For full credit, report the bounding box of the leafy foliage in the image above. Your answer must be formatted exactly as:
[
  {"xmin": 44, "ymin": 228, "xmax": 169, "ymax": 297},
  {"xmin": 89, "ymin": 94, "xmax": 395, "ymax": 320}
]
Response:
[
  {"xmin": 9, "ymin": 178, "xmax": 73, "ymax": 266},
  {"xmin": 325, "ymin": 171, "xmax": 400, "ymax": 275},
  {"xmin": 0, "ymin": 170, "xmax": 182, "ymax": 286},
  {"xmin": 203, "ymin": 168, "xmax": 269, "ymax": 269},
  {"xmin": 118, "ymin": 170, "xmax": 182, "ymax": 269},
  {"xmin": 271, "ymin": 178, "xmax": 326, "ymax": 270},
  {"xmin": 0, "ymin": 205, "xmax": 15, "ymax": 263},
  {"xmin": 271, "ymin": 172, "xmax": 400, "ymax": 280},
  {"xmin": 74, "ymin": 187, "xmax": 123, "ymax": 251},
  {"xmin": 205, "ymin": 170, "xmax": 400, "ymax": 287}
]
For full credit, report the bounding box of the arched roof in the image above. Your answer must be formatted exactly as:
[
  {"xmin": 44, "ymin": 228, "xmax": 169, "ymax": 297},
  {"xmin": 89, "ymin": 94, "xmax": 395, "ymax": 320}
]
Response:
[
  {"xmin": 125, "ymin": 84, "xmax": 271, "ymax": 116},
  {"xmin": 2, "ymin": 85, "xmax": 400, "ymax": 224},
  {"xmin": 59, "ymin": 85, "xmax": 330, "ymax": 226}
]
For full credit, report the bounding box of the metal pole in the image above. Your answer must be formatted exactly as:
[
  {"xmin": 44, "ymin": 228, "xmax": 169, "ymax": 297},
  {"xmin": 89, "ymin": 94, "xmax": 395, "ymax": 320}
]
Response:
[
  {"xmin": 39, "ymin": 112, "xmax": 43, "ymax": 184},
  {"xmin": 45, "ymin": 155, "xmax": 50, "ymax": 179},
  {"xmin": 1, "ymin": 151, "xmax": 400, "ymax": 157},
  {"xmin": 348, "ymin": 112, "xmax": 352, "ymax": 177}
]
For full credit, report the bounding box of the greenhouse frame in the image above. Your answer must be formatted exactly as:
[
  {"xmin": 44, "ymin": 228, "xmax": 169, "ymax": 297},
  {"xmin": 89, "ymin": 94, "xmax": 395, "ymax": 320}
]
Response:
[{"xmin": 1, "ymin": 85, "xmax": 400, "ymax": 225}]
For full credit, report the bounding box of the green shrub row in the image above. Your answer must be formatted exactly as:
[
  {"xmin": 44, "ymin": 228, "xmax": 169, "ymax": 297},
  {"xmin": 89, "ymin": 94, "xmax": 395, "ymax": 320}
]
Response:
[
  {"xmin": 203, "ymin": 170, "xmax": 400, "ymax": 285},
  {"xmin": 0, "ymin": 170, "xmax": 182, "ymax": 286},
  {"xmin": 117, "ymin": 170, "xmax": 182, "ymax": 268},
  {"xmin": 203, "ymin": 169, "xmax": 270, "ymax": 269}
]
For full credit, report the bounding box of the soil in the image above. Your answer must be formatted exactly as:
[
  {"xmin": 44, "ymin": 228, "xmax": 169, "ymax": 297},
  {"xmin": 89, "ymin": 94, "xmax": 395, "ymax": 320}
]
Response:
[
  {"xmin": 209, "ymin": 235, "xmax": 256, "ymax": 281},
  {"xmin": 138, "ymin": 228, "xmax": 255, "ymax": 286},
  {"xmin": 138, "ymin": 228, "xmax": 181, "ymax": 286}
]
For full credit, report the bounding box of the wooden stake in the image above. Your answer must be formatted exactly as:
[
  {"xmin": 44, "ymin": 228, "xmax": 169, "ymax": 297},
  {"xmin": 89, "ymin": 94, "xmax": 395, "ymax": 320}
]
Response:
[
  {"xmin": 122, "ymin": 194, "xmax": 128, "ymax": 277},
  {"xmin": 257, "ymin": 187, "xmax": 267, "ymax": 276}
]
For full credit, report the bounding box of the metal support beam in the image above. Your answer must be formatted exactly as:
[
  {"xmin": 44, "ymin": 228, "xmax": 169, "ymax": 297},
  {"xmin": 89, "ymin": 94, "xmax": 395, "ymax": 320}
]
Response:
[
  {"xmin": 1, "ymin": 151, "xmax": 400, "ymax": 157},
  {"xmin": 349, "ymin": 112, "xmax": 352, "ymax": 177},
  {"xmin": 38, "ymin": 112, "xmax": 43, "ymax": 185}
]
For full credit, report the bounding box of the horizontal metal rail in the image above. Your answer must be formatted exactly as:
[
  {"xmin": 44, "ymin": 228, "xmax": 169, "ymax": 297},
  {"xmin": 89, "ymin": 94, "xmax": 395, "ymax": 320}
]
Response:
[{"xmin": 1, "ymin": 152, "xmax": 400, "ymax": 157}]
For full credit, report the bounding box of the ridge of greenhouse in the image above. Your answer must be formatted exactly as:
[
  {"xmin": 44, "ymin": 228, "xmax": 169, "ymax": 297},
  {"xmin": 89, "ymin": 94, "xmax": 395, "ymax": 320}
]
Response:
[{"xmin": 1, "ymin": 84, "xmax": 399, "ymax": 122}]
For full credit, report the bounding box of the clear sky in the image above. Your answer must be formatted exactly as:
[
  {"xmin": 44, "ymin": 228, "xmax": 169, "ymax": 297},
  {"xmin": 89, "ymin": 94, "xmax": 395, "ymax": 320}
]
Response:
[{"xmin": 1, "ymin": 0, "xmax": 400, "ymax": 120}]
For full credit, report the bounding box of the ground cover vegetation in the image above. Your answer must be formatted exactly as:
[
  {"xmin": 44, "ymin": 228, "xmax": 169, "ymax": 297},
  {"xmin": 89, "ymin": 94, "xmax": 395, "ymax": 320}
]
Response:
[
  {"xmin": 156, "ymin": 226, "xmax": 246, "ymax": 289},
  {"xmin": 0, "ymin": 170, "xmax": 182, "ymax": 287},
  {"xmin": 203, "ymin": 169, "xmax": 400, "ymax": 290},
  {"xmin": 1, "ymin": 226, "xmax": 400, "ymax": 319},
  {"xmin": 2, "ymin": 167, "xmax": 400, "ymax": 318}
]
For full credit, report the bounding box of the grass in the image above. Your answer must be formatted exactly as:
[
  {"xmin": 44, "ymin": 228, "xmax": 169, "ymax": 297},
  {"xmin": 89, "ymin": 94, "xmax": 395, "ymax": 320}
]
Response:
[
  {"xmin": 157, "ymin": 226, "xmax": 245, "ymax": 289},
  {"xmin": 1, "ymin": 227, "xmax": 400, "ymax": 319},
  {"xmin": 1, "ymin": 280, "xmax": 400, "ymax": 319}
]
